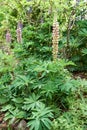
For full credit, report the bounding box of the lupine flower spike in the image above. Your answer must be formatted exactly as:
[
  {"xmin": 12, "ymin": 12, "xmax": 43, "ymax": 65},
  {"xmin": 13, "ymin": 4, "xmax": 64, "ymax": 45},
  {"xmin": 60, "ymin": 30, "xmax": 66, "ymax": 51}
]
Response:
[
  {"xmin": 52, "ymin": 15, "xmax": 59, "ymax": 61},
  {"xmin": 17, "ymin": 21, "xmax": 22, "ymax": 43},
  {"xmin": 6, "ymin": 30, "xmax": 11, "ymax": 54},
  {"xmin": 6, "ymin": 30, "xmax": 11, "ymax": 43}
]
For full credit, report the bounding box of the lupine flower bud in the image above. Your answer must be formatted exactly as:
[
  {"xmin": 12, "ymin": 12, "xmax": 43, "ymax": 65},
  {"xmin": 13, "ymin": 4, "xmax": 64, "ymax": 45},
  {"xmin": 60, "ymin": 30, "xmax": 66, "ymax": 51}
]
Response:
[
  {"xmin": 52, "ymin": 15, "xmax": 59, "ymax": 61},
  {"xmin": 6, "ymin": 30, "xmax": 11, "ymax": 43}
]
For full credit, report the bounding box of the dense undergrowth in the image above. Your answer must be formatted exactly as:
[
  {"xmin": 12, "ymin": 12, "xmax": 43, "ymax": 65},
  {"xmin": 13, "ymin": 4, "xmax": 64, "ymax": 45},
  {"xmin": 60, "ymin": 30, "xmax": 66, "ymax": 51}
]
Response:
[{"xmin": 0, "ymin": 0, "xmax": 87, "ymax": 130}]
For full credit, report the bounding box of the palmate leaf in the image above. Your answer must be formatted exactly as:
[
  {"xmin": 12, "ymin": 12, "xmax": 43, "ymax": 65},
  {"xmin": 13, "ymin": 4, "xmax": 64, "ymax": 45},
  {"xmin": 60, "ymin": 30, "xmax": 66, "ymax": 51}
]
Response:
[
  {"xmin": 0, "ymin": 97, "xmax": 9, "ymax": 104},
  {"xmin": 79, "ymin": 28, "xmax": 87, "ymax": 36},
  {"xmin": 1, "ymin": 104, "xmax": 14, "ymax": 112},
  {"xmin": 41, "ymin": 118, "xmax": 51, "ymax": 129},
  {"xmin": 41, "ymin": 81, "xmax": 58, "ymax": 99},
  {"xmin": 82, "ymin": 48, "xmax": 87, "ymax": 55},
  {"xmin": 3, "ymin": 107, "xmax": 26, "ymax": 121},
  {"xmin": 17, "ymin": 75, "xmax": 29, "ymax": 85},
  {"xmin": 47, "ymin": 60, "xmax": 75, "ymax": 74},
  {"xmin": 12, "ymin": 97, "xmax": 24, "ymax": 104},
  {"xmin": 25, "ymin": 41, "xmax": 34, "ymax": 48},
  {"xmin": 59, "ymin": 78, "xmax": 79, "ymax": 92},
  {"xmin": 15, "ymin": 111, "xmax": 26, "ymax": 119},
  {"xmin": 0, "ymin": 85, "xmax": 8, "ymax": 93},
  {"xmin": 40, "ymin": 46, "xmax": 52, "ymax": 52},
  {"xmin": 4, "ymin": 112, "xmax": 14, "ymax": 121},
  {"xmin": 10, "ymin": 75, "xmax": 33, "ymax": 90},
  {"xmin": 22, "ymin": 93, "xmax": 42, "ymax": 111},
  {"xmin": 27, "ymin": 104, "xmax": 53, "ymax": 130},
  {"xmin": 28, "ymin": 119, "xmax": 40, "ymax": 130},
  {"xmin": 33, "ymin": 61, "xmax": 47, "ymax": 73},
  {"xmin": 11, "ymin": 80, "xmax": 24, "ymax": 90},
  {"xmin": 0, "ymin": 88, "xmax": 10, "ymax": 104}
]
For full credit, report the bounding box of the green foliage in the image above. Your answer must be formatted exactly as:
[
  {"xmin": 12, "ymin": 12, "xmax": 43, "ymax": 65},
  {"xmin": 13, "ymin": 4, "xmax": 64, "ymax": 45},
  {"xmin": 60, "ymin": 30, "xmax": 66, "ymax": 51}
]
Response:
[
  {"xmin": 51, "ymin": 78, "xmax": 87, "ymax": 130},
  {"xmin": 0, "ymin": 0, "xmax": 87, "ymax": 70},
  {"xmin": 51, "ymin": 112, "xmax": 83, "ymax": 130},
  {"xmin": 0, "ymin": 85, "xmax": 10, "ymax": 104},
  {"xmin": 68, "ymin": 20, "xmax": 87, "ymax": 71},
  {"xmin": 0, "ymin": 0, "xmax": 87, "ymax": 130},
  {"xmin": 0, "ymin": 51, "xmax": 86, "ymax": 129},
  {"xmin": 0, "ymin": 50, "xmax": 16, "ymax": 74}
]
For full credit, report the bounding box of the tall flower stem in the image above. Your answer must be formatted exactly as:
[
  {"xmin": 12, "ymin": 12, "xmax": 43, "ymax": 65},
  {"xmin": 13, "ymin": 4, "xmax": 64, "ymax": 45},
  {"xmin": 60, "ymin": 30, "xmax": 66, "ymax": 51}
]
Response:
[
  {"xmin": 17, "ymin": 28, "xmax": 22, "ymax": 43},
  {"xmin": 6, "ymin": 30, "xmax": 11, "ymax": 54},
  {"xmin": 52, "ymin": 15, "xmax": 59, "ymax": 61},
  {"xmin": 17, "ymin": 21, "xmax": 23, "ymax": 43}
]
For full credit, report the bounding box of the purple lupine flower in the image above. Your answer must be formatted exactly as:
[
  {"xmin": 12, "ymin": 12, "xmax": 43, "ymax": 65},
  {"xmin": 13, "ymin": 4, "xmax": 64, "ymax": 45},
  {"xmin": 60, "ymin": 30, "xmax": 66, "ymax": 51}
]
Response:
[
  {"xmin": 6, "ymin": 30, "xmax": 11, "ymax": 43},
  {"xmin": 17, "ymin": 21, "xmax": 23, "ymax": 30}
]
